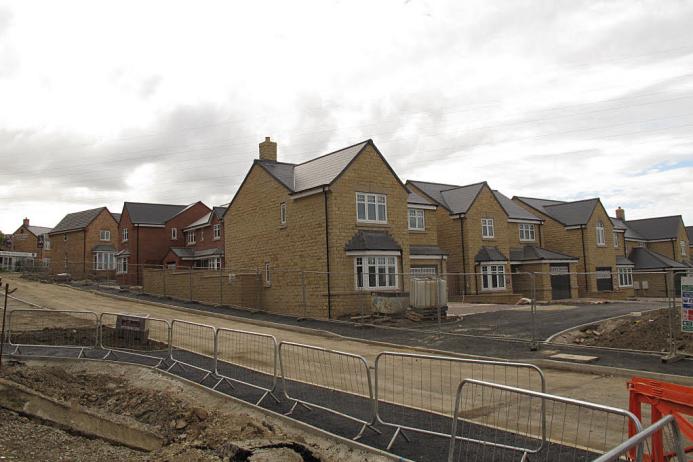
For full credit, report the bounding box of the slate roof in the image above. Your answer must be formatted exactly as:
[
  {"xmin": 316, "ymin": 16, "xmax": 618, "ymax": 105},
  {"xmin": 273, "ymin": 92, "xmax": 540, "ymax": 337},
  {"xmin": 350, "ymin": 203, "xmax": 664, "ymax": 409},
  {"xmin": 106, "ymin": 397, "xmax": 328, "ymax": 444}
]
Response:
[
  {"xmin": 514, "ymin": 197, "xmax": 600, "ymax": 227},
  {"xmin": 492, "ymin": 191, "xmax": 542, "ymax": 222},
  {"xmin": 212, "ymin": 206, "xmax": 227, "ymax": 220},
  {"xmin": 628, "ymin": 247, "xmax": 689, "ymax": 270},
  {"xmin": 610, "ymin": 217, "xmax": 644, "ymax": 240},
  {"xmin": 625, "ymin": 216, "xmax": 683, "ymax": 241},
  {"xmin": 509, "ymin": 245, "xmax": 577, "ymax": 262},
  {"xmin": 184, "ymin": 205, "xmax": 228, "ymax": 231},
  {"xmin": 50, "ymin": 207, "xmax": 108, "ymax": 234},
  {"xmin": 440, "ymin": 183, "xmax": 485, "ymax": 215},
  {"xmin": 123, "ymin": 202, "xmax": 188, "ymax": 225},
  {"xmin": 26, "ymin": 225, "xmax": 52, "ymax": 236},
  {"xmin": 344, "ymin": 230, "xmax": 402, "ymax": 252},
  {"xmin": 256, "ymin": 140, "xmax": 387, "ymax": 194},
  {"xmin": 112, "ymin": 213, "xmax": 121, "ymax": 223},
  {"xmin": 405, "ymin": 180, "xmax": 462, "ymax": 208},
  {"xmin": 407, "ymin": 191, "xmax": 435, "ymax": 206},
  {"xmin": 687, "ymin": 226, "xmax": 693, "ymax": 244},
  {"xmin": 170, "ymin": 247, "xmax": 223, "ymax": 259},
  {"xmin": 616, "ymin": 255, "xmax": 634, "ymax": 266},
  {"xmin": 410, "ymin": 245, "xmax": 448, "ymax": 256},
  {"xmin": 474, "ymin": 246, "xmax": 508, "ymax": 262}
]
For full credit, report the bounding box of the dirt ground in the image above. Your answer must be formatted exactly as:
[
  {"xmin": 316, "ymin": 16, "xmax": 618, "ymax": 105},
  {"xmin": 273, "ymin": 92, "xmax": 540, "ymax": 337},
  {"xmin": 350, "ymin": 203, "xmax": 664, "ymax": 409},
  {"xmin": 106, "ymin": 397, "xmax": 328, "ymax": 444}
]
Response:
[
  {"xmin": 1, "ymin": 274, "xmax": 690, "ymax": 425},
  {"xmin": 0, "ymin": 359, "xmax": 388, "ymax": 462},
  {"xmin": 551, "ymin": 308, "xmax": 693, "ymax": 353}
]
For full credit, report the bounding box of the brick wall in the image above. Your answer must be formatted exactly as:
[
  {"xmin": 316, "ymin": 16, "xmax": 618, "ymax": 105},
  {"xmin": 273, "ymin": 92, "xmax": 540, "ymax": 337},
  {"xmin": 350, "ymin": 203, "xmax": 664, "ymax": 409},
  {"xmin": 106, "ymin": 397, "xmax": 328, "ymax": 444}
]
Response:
[{"xmin": 49, "ymin": 229, "xmax": 85, "ymax": 277}]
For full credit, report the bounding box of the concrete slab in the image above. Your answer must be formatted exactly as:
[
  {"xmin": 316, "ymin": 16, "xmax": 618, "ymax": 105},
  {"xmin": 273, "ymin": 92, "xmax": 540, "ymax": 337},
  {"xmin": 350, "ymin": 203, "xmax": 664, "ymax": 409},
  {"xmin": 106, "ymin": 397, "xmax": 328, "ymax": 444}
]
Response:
[{"xmin": 549, "ymin": 353, "xmax": 599, "ymax": 363}]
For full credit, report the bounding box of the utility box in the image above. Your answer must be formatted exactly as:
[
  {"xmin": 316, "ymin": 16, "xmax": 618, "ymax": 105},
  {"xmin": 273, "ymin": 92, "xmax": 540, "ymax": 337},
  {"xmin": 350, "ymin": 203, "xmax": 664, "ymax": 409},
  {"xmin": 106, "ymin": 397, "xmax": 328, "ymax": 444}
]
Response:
[
  {"xmin": 115, "ymin": 314, "xmax": 150, "ymax": 344},
  {"xmin": 410, "ymin": 278, "xmax": 448, "ymax": 309}
]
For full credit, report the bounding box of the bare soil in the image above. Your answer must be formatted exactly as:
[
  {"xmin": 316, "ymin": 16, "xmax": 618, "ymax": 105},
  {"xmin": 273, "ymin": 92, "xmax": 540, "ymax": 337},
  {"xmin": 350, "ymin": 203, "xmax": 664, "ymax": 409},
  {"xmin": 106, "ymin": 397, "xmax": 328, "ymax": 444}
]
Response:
[
  {"xmin": 0, "ymin": 360, "xmax": 386, "ymax": 462},
  {"xmin": 552, "ymin": 308, "xmax": 693, "ymax": 353}
]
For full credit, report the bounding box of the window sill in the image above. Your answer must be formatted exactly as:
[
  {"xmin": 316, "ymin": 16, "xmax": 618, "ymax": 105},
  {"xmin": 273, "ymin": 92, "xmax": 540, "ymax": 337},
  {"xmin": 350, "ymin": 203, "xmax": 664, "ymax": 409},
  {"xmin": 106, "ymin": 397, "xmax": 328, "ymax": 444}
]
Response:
[
  {"xmin": 356, "ymin": 222, "xmax": 391, "ymax": 229},
  {"xmin": 213, "ymin": 237, "xmax": 221, "ymax": 241},
  {"xmin": 480, "ymin": 287, "xmax": 508, "ymax": 292},
  {"xmin": 482, "ymin": 237, "xmax": 496, "ymax": 241},
  {"xmin": 409, "ymin": 229, "xmax": 426, "ymax": 233},
  {"xmin": 279, "ymin": 224, "xmax": 287, "ymax": 230},
  {"xmin": 519, "ymin": 239, "xmax": 536, "ymax": 243}
]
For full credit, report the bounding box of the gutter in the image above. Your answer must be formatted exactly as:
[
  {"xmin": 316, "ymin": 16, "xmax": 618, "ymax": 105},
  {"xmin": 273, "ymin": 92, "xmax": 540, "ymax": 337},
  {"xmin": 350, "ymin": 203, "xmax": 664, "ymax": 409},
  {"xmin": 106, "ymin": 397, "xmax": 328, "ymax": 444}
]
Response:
[
  {"xmin": 459, "ymin": 214, "xmax": 467, "ymax": 295},
  {"xmin": 323, "ymin": 187, "xmax": 332, "ymax": 319},
  {"xmin": 580, "ymin": 226, "xmax": 589, "ymax": 293},
  {"xmin": 136, "ymin": 226, "xmax": 140, "ymax": 285},
  {"xmin": 82, "ymin": 229, "xmax": 87, "ymax": 277}
]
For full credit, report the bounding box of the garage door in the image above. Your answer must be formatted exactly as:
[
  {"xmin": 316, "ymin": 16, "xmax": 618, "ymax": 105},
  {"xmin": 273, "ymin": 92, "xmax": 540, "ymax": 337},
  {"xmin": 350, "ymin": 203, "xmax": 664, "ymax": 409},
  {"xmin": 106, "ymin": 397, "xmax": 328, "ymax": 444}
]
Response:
[{"xmin": 550, "ymin": 264, "xmax": 571, "ymax": 300}]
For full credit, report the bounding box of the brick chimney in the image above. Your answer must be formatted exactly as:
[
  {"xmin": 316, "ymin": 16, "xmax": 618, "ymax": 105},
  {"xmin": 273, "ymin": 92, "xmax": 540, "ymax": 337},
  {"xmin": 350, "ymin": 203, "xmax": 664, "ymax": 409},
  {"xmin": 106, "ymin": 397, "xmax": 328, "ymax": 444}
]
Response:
[
  {"xmin": 258, "ymin": 137, "xmax": 277, "ymax": 162},
  {"xmin": 615, "ymin": 207, "xmax": 625, "ymax": 220},
  {"xmin": 23, "ymin": 217, "xmax": 29, "ymax": 227}
]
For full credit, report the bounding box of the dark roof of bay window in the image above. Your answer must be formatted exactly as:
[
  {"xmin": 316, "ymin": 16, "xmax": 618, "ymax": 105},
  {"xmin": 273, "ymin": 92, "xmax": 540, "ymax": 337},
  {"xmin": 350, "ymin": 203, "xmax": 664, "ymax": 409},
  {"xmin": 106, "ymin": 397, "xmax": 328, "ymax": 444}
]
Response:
[
  {"xmin": 410, "ymin": 245, "xmax": 448, "ymax": 256},
  {"xmin": 50, "ymin": 207, "xmax": 109, "ymax": 234},
  {"xmin": 616, "ymin": 255, "xmax": 634, "ymax": 266},
  {"xmin": 474, "ymin": 246, "xmax": 508, "ymax": 262},
  {"xmin": 344, "ymin": 230, "xmax": 402, "ymax": 252},
  {"xmin": 509, "ymin": 245, "xmax": 577, "ymax": 262},
  {"xmin": 514, "ymin": 196, "xmax": 600, "ymax": 227},
  {"xmin": 123, "ymin": 202, "xmax": 188, "ymax": 225}
]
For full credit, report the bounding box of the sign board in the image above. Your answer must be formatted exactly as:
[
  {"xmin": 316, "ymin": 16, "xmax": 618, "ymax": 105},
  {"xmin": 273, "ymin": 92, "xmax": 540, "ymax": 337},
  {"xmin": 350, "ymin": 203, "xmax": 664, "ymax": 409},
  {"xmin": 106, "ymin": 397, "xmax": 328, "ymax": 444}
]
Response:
[{"xmin": 682, "ymin": 276, "xmax": 693, "ymax": 334}]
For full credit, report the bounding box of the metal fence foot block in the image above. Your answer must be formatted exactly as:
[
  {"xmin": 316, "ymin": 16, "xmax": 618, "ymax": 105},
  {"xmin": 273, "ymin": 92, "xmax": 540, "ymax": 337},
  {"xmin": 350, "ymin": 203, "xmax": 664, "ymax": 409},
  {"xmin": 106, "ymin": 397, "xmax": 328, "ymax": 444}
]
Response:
[
  {"xmin": 354, "ymin": 423, "xmax": 382, "ymax": 441},
  {"xmin": 386, "ymin": 427, "xmax": 410, "ymax": 450},
  {"xmin": 256, "ymin": 390, "xmax": 281, "ymax": 406}
]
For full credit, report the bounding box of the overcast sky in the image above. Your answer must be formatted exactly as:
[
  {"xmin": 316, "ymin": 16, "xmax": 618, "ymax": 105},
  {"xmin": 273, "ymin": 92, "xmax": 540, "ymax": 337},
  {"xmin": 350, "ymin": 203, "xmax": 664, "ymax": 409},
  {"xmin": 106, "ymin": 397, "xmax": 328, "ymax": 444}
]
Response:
[{"xmin": 1, "ymin": 0, "xmax": 692, "ymax": 232}]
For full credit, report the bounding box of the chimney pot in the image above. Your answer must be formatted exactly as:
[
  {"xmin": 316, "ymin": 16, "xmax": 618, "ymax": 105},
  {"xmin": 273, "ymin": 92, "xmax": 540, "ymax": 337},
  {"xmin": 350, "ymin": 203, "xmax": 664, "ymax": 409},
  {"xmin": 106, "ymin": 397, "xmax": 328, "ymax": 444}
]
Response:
[
  {"xmin": 615, "ymin": 207, "xmax": 625, "ymax": 221},
  {"xmin": 23, "ymin": 217, "xmax": 29, "ymax": 226},
  {"xmin": 259, "ymin": 137, "xmax": 277, "ymax": 162}
]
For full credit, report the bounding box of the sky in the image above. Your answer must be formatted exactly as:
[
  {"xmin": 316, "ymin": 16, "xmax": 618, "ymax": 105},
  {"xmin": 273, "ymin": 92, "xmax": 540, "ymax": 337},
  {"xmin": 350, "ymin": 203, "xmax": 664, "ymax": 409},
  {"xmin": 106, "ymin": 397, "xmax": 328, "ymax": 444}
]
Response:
[{"xmin": 0, "ymin": 0, "xmax": 692, "ymax": 232}]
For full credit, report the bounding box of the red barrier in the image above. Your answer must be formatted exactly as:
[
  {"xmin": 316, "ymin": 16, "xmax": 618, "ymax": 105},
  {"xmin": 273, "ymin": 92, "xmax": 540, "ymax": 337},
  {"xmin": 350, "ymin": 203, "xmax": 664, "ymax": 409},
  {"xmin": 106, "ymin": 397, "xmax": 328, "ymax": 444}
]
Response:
[{"xmin": 628, "ymin": 377, "xmax": 693, "ymax": 461}]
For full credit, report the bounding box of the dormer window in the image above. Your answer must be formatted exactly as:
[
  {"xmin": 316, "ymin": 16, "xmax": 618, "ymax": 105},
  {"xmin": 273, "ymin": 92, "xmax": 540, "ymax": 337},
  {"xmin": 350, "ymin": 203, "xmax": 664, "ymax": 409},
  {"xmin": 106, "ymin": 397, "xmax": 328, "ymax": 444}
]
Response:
[
  {"xmin": 596, "ymin": 221, "xmax": 606, "ymax": 246},
  {"xmin": 356, "ymin": 193, "xmax": 387, "ymax": 224}
]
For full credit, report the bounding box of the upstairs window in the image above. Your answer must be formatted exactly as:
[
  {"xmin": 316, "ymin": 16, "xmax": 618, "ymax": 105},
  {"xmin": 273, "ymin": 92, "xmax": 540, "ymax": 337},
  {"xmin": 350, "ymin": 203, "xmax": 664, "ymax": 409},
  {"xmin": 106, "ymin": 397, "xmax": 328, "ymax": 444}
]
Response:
[
  {"xmin": 408, "ymin": 208, "xmax": 425, "ymax": 230},
  {"xmin": 519, "ymin": 223, "xmax": 535, "ymax": 241},
  {"xmin": 213, "ymin": 224, "xmax": 221, "ymax": 240},
  {"xmin": 681, "ymin": 240, "xmax": 687, "ymax": 257},
  {"xmin": 356, "ymin": 193, "xmax": 387, "ymax": 223},
  {"xmin": 171, "ymin": 228, "xmax": 177, "ymax": 240},
  {"xmin": 280, "ymin": 202, "xmax": 287, "ymax": 225},
  {"xmin": 481, "ymin": 218, "xmax": 495, "ymax": 239},
  {"xmin": 596, "ymin": 221, "xmax": 606, "ymax": 246},
  {"xmin": 613, "ymin": 231, "xmax": 619, "ymax": 248},
  {"xmin": 122, "ymin": 228, "xmax": 128, "ymax": 242},
  {"xmin": 99, "ymin": 230, "xmax": 111, "ymax": 241},
  {"xmin": 43, "ymin": 239, "xmax": 51, "ymax": 250},
  {"xmin": 185, "ymin": 230, "xmax": 196, "ymax": 245}
]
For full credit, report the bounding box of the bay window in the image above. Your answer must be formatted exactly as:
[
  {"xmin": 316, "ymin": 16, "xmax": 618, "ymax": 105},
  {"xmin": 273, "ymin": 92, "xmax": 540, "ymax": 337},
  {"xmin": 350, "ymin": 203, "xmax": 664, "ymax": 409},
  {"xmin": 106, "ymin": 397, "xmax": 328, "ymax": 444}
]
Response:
[
  {"xmin": 355, "ymin": 256, "xmax": 398, "ymax": 290},
  {"xmin": 481, "ymin": 264, "xmax": 506, "ymax": 290},
  {"xmin": 93, "ymin": 251, "xmax": 115, "ymax": 271}
]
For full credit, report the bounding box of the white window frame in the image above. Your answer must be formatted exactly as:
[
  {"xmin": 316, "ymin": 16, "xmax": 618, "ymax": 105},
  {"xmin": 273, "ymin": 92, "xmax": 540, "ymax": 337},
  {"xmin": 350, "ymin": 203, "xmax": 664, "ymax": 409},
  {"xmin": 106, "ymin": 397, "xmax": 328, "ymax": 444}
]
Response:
[
  {"xmin": 519, "ymin": 223, "xmax": 535, "ymax": 242},
  {"xmin": 171, "ymin": 227, "xmax": 177, "ymax": 240},
  {"xmin": 213, "ymin": 224, "xmax": 221, "ymax": 240},
  {"xmin": 411, "ymin": 266, "xmax": 437, "ymax": 277},
  {"xmin": 354, "ymin": 256, "xmax": 398, "ymax": 290},
  {"xmin": 408, "ymin": 208, "xmax": 425, "ymax": 230},
  {"xmin": 116, "ymin": 256, "xmax": 128, "ymax": 274},
  {"xmin": 280, "ymin": 202, "xmax": 287, "ymax": 225},
  {"xmin": 210, "ymin": 257, "xmax": 221, "ymax": 270},
  {"xmin": 481, "ymin": 218, "xmax": 495, "ymax": 239},
  {"xmin": 596, "ymin": 221, "xmax": 606, "ymax": 246},
  {"xmin": 99, "ymin": 230, "xmax": 111, "ymax": 241},
  {"xmin": 356, "ymin": 193, "xmax": 387, "ymax": 224},
  {"xmin": 122, "ymin": 227, "xmax": 128, "ymax": 242},
  {"xmin": 618, "ymin": 267, "xmax": 633, "ymax": 287},
  {"xmin": 93, "ymin": 251, "xmax": 115, "ymax": 271},
  {"xmin": 613, "ymin": 231, "xmax": 619, "ymax": 248},
  {"xmin": 681, "ymin": 240, "xmax": 687, "ymax": 257},
  {"xmin": 481, "ymin": 264, "xmax": 506, "ymax": 291},
  {"xmin": 185, "ymin": 230, "xmax": 196, "ymax": 245},
  {"xmin": 43, "ymin": 239, "xmax": 51, "ymax": 250}
]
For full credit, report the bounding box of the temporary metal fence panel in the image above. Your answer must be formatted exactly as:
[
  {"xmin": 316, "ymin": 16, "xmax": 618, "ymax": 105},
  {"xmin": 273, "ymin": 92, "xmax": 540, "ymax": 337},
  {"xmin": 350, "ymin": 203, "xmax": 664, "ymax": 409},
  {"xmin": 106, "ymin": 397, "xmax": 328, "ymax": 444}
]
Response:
[
  {"xmin": 374, "ymin": 351, "xmax": 546, "ymax": 450},
  {"xmin": 593, "ymin": 415, "xmax": 688, "ymax": 462},
  {"xmin": 448, "ymin": 379, "xmax": 643, "ymax": 462},
  {"xmin": 98, "ymin": 312, "xmax": 171, "ymax": 366},
  {"xmin": 214, "ymin": 327, "xmax": 279, "ymax": 405},
  {"xmin": 278, "ymin": 341, "xmax": 379, "ymax": 440},
  {"xmin": 8, "ymin": 309, "xmax": 99, "ymax": 357},
  {"xmin": 168, "ymin": 319, "xmax": 216, "ymax": 381}
]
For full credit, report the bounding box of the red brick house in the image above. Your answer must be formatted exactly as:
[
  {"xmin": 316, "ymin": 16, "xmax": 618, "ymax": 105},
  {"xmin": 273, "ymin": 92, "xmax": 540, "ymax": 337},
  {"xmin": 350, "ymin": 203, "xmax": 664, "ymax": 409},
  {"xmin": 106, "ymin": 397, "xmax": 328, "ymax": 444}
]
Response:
[
  {"xmin": 11, "ymin": 218, "xmax": 53, "ymax": 263},
  {"xmin": 164, "ymin": 206, "xmax": 227, "ymax": 269},
  {"xmin": 115, "ymin": 201, "xmax": 210, "ymax": 285}
]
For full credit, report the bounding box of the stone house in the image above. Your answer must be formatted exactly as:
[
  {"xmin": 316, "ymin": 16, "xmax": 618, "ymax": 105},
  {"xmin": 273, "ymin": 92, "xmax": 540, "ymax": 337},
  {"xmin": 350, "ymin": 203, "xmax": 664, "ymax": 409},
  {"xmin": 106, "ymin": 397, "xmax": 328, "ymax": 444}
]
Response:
[
  {"xmin": 11, "ymin": 218, "xmax": 53, "ymax": 264},
  {"xmin": 687, "ymin": 226, "xmax": 693, "ymax": 263},
  {"xmin": 406, "ymin": 191, "xmax": 448, "ymax": 276},
  {"xmin": 512, "ymin": 197, "xmax": 631, "ymax": 298},
  {"xmin": 164, "ymin": 206, "xmax": 227, "ymax": 270},
  {"xmin": 406, "ymin": 180, "xmax": 579, "ymax": 302},
  {"xmin": 116, "ymin": 201, "xmax": 211, "ymax": 285},
  {"xmin": 48, "ymin": 207, "xmax": 119, "ymax": 279},
  {"xmin": 225, "ymin": 137, "xmax": 411, "ymax": 318},
  {"xmin": 611, "ymin": 209, "xmax": 691, "ymax": 297}
]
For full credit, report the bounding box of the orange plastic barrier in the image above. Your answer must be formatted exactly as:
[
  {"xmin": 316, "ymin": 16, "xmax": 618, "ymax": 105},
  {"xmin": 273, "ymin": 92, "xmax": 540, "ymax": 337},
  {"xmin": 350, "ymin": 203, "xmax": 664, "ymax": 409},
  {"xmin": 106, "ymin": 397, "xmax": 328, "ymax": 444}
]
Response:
[{"xmin": 628, "ymin": 377, "xmax": 693, "ymax": 461}]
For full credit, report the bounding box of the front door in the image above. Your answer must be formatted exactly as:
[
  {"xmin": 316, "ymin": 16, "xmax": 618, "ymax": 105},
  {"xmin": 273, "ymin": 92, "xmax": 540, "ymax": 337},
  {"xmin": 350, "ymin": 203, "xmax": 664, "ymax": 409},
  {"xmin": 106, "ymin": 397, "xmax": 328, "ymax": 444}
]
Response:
[{"xmin": 550, "ymin": 264, "xmax": 571, "ymax": 300}]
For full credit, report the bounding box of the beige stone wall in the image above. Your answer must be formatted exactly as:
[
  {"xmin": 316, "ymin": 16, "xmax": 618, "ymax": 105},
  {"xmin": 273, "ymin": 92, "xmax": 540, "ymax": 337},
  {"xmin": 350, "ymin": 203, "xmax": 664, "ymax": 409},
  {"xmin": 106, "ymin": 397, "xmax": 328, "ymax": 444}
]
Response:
[{"xmin": 408, "ymin": 207, "xmax": 438, "ymax": 246}]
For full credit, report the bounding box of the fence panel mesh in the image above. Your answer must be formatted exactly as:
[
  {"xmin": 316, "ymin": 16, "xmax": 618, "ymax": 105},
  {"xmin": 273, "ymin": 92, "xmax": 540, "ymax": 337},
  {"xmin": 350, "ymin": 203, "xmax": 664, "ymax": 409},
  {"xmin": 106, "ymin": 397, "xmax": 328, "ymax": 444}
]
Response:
[
  {"xmin": 99, "ymin": 312, "xmax": 170, "ymax": 359},
  {"xmin": 169, "ymin": 320, "xmax": 216, "ymax": 374},
  {"xmin": 8, "ymin": 309, "xmax": 98, "ymax": 349}
]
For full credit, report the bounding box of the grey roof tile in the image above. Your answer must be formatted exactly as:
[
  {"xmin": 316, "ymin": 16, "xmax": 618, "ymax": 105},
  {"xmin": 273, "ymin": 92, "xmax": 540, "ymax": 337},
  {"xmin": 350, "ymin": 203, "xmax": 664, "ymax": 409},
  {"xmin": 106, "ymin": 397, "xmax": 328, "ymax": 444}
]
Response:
[
  {"xmin": 112, "ymin": 213, "xmax": 121, "ymax": 223},
  {"xmin": 344, "ymin": 230, "xmax": 402, "ymax": 252},
  {"xmin": 616, "ymin": 255, "xmax": 634, "ymax": 266},
  {"xmin": 171, "ymin": 247, "xmax": 224, "ymax": 259},
  {"xmin": 440, "ymin": 183, "xmax": 485, "ymax": 215},
  {"xmin": 474, "ymin": 246, "xmax": 508, "ymax": 262},
  {"xmin": 628, "ymin": 247, "xmax": 688, "ymax": 270},
  {"xmin": 625, "ymin": 216, "xmax": 683, "ymax": 241},
  {"xmin": 515, "ymin": 197, "xmax": 599, "ymax": 226},
  {"xmin": 492, "ymin": 191, "xmax": 541, "ymax": 221},
  {"xmin": 212, "ymin": 206, "xmax": 227, "ymax": 220},
  {"xmin": 687, "ymin": 226, "xmax": 693, "ymax": 243},
  {"xmin": 124, "ymin": 202, "xmax": 187, "ymax": 225},
  {"xmin": 50, "ymin": 207, "xmax": 108, "ymax": 233},
  {"xmin": 405, "ymin": 180, "xmax": 462, "ymax": 209},
  {"xmin": 26, "ymin": 225, "xmax": 52, "ymax": 236},
  {"xmin": 410, "ymin": 245, "xmax": 448, "ymax": 256},
  {"xmin": 257, "ymin": 161, "xmax": 295, "ymax": 190},
  {"xmin": 407, "ymin": 191, "xmax": 434, "ymax": 206},
  {"xmin": 509, "ymin": 245, "xmax": 577, "ymax": 262}
]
